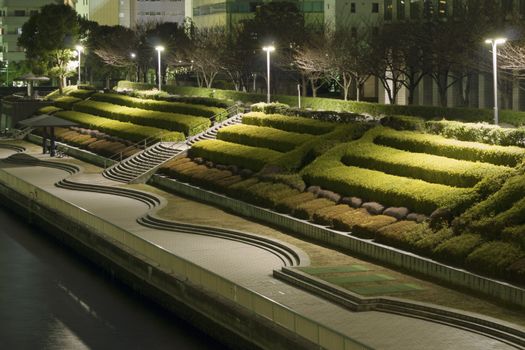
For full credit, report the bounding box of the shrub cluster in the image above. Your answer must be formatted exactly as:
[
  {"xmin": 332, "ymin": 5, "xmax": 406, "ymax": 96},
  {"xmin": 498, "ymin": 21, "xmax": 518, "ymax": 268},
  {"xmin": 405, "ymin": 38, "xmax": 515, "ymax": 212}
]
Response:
[
  {"xmin": 242, "ymin": 112, "xmax": 336, "ymax": 135},
  {"xmin": 37, "ymin": 106, "xmax": 62, "ymax": 115},
  {"xmin": 55, "ymin": 110, "xmax": 184, "ymax": 142},
  {"xmin": 380, "ymin": 115, "xmax": 426, "ymax": 131},
  {"xmin": 53, "ymin": 96, "xmax": 81, "ymax": 110},
  {"xmin": 189, "ymin": 139, "xmax": 282, "ymax": 172},
  {"xmin": 374, "ymin": 129, "xmax": 525, "ymax": 167},
  {"xmin": 68, "ymin": 89, "xmax": 96, "ymax": 99},
  {"xmin": 91, "ymin": 93, "xmax": 225, "ymax": 118},
  {"xmin": 425, "ymin": 120, "xmax": 525, "ymax": 147},
  {"xmin": 73, "ymin": 100, "xmax": 210, "ymax": 136},
  {"xmin": 341, "ymin": 141, "xmax": 509, "ymax": 188},
  {"xmin": 217, "ymin": 124, "xmax": 313, "ymax": 152}
]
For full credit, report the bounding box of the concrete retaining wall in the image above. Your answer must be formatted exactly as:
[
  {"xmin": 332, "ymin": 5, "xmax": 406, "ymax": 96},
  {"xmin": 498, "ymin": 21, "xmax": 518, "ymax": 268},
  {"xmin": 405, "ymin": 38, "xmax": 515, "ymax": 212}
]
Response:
[
  {"xmin": 151, "ymin": 175, "xmax": 525, "ymax": 309},
  {"xmin": 0, "ymin": 167, "xmax": 369, "ymax": 350}
]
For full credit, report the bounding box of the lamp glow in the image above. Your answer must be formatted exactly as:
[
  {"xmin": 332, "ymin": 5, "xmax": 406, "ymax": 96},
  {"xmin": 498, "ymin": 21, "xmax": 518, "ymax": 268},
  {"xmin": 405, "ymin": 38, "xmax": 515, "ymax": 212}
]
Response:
[
  {"xmin": 485, "ymin": 37, "xmax": 507, "ymax": 125},
  {"xmin": 262, "ymin": 46, "xmax": 275, "ymax": 103},
  {"xmin": 155, "ymin": 46, "xmax": 165, "ymax": 91}
]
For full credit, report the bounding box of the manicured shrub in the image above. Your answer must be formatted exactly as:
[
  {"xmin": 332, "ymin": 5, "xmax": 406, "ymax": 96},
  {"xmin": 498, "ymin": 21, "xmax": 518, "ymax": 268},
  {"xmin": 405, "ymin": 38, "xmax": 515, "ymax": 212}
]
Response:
[
  {"xmin": 242, "ymin": 112, "xmax": 336, "ymax": 135},
  {"xmin": 507, "ymin": 258, "xmax": 525, "ymax": 284},
  {"xmin": 433, "ymin": 234, "xmax": 484, "ymax": 265},
  {"xmin": 351, "ymin": 215, "xmax": 398, "ymax": 239},
  {"xmin": 466, "ymin": 241, "xmax": 524, "ymax": 277},
  {"xmin": 54, "ymin": 96, "xmax": 81, "ymax": 110},
  {"xmin": 274, "ymin": 192, "xmax": 317, "ymax": 214},
  {"xmin": 380, "ymin": 115, "xmax": 426, "ymax": 131},
  {"xmin": 375, "ymin": 221, "xmax": 422, "ymax": 249},
  {"xmin": 55, "ymin": 110, "xmax": 184, "ymax": 142},
  {"xmin": 374, "ymin": 129, "xmax": 525, "ymax": 167},
  {"xmin": 426, "ymin": 120, "xmax": 525, "ymax": 147},
  {"xmin": 91, "ymin": 93, "xmax": 225, "ymax": 118},
  {"xmin": 312, "ymin": 204, "xmax": 352, "ymax": 226},
  {"xmin": 37, "ymin": 106, "xmax": 62, "ymax": 115},
  {"xmin": 251, "ymin": 102, "xmax": 290, "ymax": 114},
  {"xmin": 189, "ymin": 139, "xmax": 282, "ymax": 172},
  {"xmin": 73, "ymin": 100, "xmax": 210, "ymax": 136},
  {"xmin": 332, "ymin": 208, "xmax": 370, "ymax": 231},
  {"xmin": 502, "ymin": 225, "xmax": 525, "ymax": 250},
  {"xmin": 468, "ymin": 196, "xmax": 525, "ymax": 239},
  {"xmin": 293, "ymin": 198, "xmax": 335, "ymax": 220},
  {"xmin": 341, "ymin": 141, "xmax": 509, "ymax": 188},
  {"xmin": 217, "ymin": 124, "xmax": 313, "ymax": 152},
  {"xmin": 68, "ymin": 88, "xmax": 96, "ymax": 99}
]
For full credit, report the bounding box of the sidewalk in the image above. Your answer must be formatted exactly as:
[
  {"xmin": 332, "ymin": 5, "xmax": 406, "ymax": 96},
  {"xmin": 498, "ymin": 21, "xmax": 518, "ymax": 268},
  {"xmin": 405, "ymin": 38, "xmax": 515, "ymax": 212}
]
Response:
[{"xmin": 0, "ymin": 141, "xmax": 522, "ymax": 350}]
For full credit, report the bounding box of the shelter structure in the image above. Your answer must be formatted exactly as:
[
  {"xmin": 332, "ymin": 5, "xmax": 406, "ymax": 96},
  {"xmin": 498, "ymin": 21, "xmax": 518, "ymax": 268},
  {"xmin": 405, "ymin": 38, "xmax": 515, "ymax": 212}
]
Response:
[{"xmin": 14, "ymin": 73, "xmax": 50, "ymax": 99}]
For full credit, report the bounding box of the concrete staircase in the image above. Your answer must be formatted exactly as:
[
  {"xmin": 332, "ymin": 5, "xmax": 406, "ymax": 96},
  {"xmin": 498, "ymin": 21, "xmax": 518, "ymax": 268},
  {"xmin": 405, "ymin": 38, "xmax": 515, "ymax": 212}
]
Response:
[
  {"xmin": 102, "ymin": 141, "xmax": 187, "ymax": 184},
  {"xmin": 186, "ymin": 114, "xmax": 243, "ymax": 146}
]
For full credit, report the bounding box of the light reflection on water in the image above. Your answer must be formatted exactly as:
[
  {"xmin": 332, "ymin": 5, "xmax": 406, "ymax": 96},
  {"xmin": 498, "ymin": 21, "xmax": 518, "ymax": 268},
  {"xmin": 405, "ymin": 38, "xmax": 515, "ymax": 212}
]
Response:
[{"xmin": 0, "ymin": 208, "xmax": 227, "ymax": 349}]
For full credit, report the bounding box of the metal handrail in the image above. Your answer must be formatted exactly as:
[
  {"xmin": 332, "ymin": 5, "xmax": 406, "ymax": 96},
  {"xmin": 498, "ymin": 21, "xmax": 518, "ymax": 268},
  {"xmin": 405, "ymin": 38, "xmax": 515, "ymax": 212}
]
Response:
[
  {"xmin": 210, "ymin": 104, "xmax": 240, "ymax": 125},
  {"xmin": 103, "ymin": 132, "xmax": 165, "ymax": 168}
]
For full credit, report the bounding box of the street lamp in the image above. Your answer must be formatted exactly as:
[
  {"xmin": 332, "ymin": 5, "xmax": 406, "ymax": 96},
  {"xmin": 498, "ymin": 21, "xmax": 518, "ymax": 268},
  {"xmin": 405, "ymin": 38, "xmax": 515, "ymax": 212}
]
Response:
[
  {"xmin": 485, "ymin": 38, "xmax": 507, "ymax": 125},
  {"xmin": 262, "ymin": 45, "xmax": 275, "ymax": 103},
  {"xmin": 130, "ymin": 52, "xmax": 137, "ymax": 82},
  {"xmin": 155, "ymin": 45, "xmax": 165, "ymax": 91},
  {"xmin": 75, "ymin": 45, "xmax": 84, "ymax": 85}
]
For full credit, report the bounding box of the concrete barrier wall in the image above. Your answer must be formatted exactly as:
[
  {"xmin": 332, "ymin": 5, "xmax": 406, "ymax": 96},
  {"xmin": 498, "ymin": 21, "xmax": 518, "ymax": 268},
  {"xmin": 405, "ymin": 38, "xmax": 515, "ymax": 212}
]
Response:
[
  {"xmin": 0, "ymin": 168, "xmax": 370, "ymax": 350},
  {"xmin": 151, "ymin": 175, "xmax": 525, "ymax": 309}
]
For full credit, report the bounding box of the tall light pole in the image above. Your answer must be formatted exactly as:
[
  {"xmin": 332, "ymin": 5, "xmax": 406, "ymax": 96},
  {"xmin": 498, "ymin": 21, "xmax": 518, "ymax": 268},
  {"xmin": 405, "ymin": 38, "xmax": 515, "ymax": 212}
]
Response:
[
  {"xmin": 75, "ymin": 45, "xmax": 84, "ymax": 85},
  {"xmin": 485, "ymin": 38, "xmax": 507, "ymax": 125},
  {"xmin": 130, "ymin": 52, "xmax": 137, "ymax": 82},
  {"xmin": 155, "ymin": 46, "xmax": 165, "ymax": 91},
  {"xmin": 262, "ymin": 45, "xmax": 275, "ymax": 103}
]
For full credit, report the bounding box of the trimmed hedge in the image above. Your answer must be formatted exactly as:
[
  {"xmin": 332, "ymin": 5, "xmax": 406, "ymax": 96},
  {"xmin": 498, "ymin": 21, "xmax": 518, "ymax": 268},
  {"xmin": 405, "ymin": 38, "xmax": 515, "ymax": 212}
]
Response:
[
  {"xmin": 312, "ymin": 204, "xmax": 352, "ymax": 226},
  {"xmin": 466, "ymin": 241, "xmax": 525, "ymax": 278},
  {"xmin": 374, "ymin": 129, "xmax": 525, "ymax": 167},
  {"xmin": 189, "ymin": 139, "xmax": 282, "ymax": 172},
  {"xmin": 54, "ymin": 110, "xmax": 184, "ymax": 142},
  {"xmin": 426, "ymin": 120, "xmax": 525, "ymax": 147},
  {"xmin": 274, "ymin": 192, "xmax": 317, "ymax": 213},
  {"xmin": 302, "ymin": 149, "xmax": 477, "ymax": 214},
  {"xmin": 293, "ymin": 198, "xmax": 335, "ymax": 220},
  {"xmin": 54, "ymin": 96, "xmax": 81, "ymax": 110},
  {"xmin": 242, "ymin": 112, "xmax": 336, "ymax": 135},
  {"xmin": 380, "ymin": 115, "xmax": 426, "ymax": 131},
  {"xmin": 68, "ymin": 89, "xmax": 96, "ymax": 99},
  {"xmin": 341, "ymin": 141, "xmax": 509, "ymax": 188},
  {"xmin": 433, "ymin": 234, "xmax": 484, "ymax": 266},
  {"xmin": 73, "ymin": 100, "xmax": 210, "ymax": 136},
  {"xmin": 37, "ymin": 106, "xmax": 62, "ymax": 115},
  {"xmin": 217, "ymin": 124, "xmax": 313, "ymax": 153},
  {"xmin": 121, "ymin": 82, "xmax": 525, "ymax": 126},
  {"xmin": 91, "ymin": 93, "xmax": 225, "ymax": 118}
]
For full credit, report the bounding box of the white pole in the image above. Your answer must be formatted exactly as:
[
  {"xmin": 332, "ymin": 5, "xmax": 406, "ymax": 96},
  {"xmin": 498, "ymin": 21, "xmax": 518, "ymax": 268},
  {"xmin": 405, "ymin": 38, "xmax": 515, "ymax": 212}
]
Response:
[
  {"xmin": 492, "ymin": 42, "xmax": 498, "ymax": 125},
  {"xmin": 297, "ymin": 83, "xmax": 301, "ymax": 108},
  {"xmin": 158, "ymin": 50, "xmax": 162, "ymax": 91},
  {"xmin": 78, "ymin": 50, "xmax": 81, "ymax": 85},
  {"xmin": 266, "ymin": 50, "xmax": 271, "ymax": 103}
]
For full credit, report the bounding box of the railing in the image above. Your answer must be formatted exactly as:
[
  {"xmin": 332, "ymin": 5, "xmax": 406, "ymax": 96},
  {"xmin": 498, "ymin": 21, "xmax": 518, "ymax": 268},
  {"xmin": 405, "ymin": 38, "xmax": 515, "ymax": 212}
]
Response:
[
  {"xmin": 210, "ymin": 104, "xmax": 241, "ymax": 125},
  {"xmin": 0, "ymin": 169, "xmax": 371, "ymax": 350},
  {"xmin": 103, "ymin": 132, "xmax": 165, "ymax": 169}
]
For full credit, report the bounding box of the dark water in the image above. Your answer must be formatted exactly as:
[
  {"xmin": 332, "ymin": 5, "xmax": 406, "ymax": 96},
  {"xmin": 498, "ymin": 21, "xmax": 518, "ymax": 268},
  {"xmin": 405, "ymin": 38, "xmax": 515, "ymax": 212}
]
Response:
[{"xmin": 0, "ymin": 207, "xmax": 228, "ymax": 350}]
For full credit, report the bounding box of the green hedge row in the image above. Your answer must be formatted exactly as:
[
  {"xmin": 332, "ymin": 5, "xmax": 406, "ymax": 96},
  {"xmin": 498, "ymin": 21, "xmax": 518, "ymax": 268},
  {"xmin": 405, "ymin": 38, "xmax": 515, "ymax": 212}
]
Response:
[
  {"xmin": 54, "ymin": 110, "xmax": 184, "ymax": 142},
  {"xmin": 189, "ymin": 139, "xmax": 282, "ymax": 172},
  {"xmin": 91, "ymin": 93, "xmax": 225, "ymax": 118},
  {"xmin": 374, "ymin": 129, "xmax": 525, "ymax": 167},
  {"xmin": 118, "ymin": 82, "xmax": 525, "ymax": 126},
  {"xmin": 217, "ymin": 124, "xmax": 313, "ymax": 153},
  {"xmin": 425, "ymin": 120, "xmax": 525, "ymax": 147},
  {"xmin": 242, "ymin": 112, "xmax": 336, "ymax": 135},
  {"xmin": 302, "ymin": 150, "xmax": 476, "ymax": 214},
  {"xmin": 68, "ymin": 89, "xmax": 96, "ymax": 99},
  {"xmin": 53, "ymin": 96, "xmax": 81, "ymax": 110},
  {"xmin": 73, "ymin": 100, "xmax": 210, "ymax": 136},
  {"xmin": 37, "ymin": 106, "xmax": 62, "ymax": 115},
  {"xmin": 341, "ymin": 141, "xmax": 509, "ymax": 188}
]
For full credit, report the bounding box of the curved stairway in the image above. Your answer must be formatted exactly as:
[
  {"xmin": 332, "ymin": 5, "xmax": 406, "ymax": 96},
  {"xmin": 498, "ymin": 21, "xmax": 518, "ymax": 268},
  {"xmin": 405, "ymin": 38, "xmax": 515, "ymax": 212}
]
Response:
[
  {"xmin": 103, "ymin": 142, "xmax": 187, "ymax": 184},
  {"xmin": 186, "ymin": 114, "xmax": 243, "ymax": 146},
  {"xmin": 3, "ymin": 153, "xmax": 79, "ymax": 174}
]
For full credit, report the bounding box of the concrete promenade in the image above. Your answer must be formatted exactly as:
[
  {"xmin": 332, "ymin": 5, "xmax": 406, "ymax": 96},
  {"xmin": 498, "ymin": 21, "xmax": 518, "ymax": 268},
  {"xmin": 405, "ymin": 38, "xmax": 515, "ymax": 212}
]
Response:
[{"xmin": 0, "ymin": 143, "xmax": 522, "ymax": 350}]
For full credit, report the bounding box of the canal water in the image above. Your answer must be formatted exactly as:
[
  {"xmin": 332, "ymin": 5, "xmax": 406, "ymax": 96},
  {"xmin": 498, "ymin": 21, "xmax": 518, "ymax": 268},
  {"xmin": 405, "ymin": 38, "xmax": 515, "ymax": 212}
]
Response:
[{"xmin": 0, "ymin": 207, "xmax": 228, "ymax": 349}]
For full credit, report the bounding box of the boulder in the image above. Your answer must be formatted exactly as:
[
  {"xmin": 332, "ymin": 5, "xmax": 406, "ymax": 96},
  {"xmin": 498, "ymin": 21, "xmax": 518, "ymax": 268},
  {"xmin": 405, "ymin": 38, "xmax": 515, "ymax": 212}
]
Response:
[
  {"xmin": 383, "ymin": 207, "xmax": 409, "ymax": 220},
  {"xmin": 317, "ymin": 190, "xmax": 341, "ymax": 203},
  {"xmin": 193, "ymin": 157, "xmax": 204, "ymax": 164},
  {"xmin": 362, "ymin": 202, "xmax": 385, "ymax": 215},
  {"xmin": 306, "ymin": 185, "xmax": 321, "ymax": 194},
  {"xmin": 239, "ymin": 168, "xmax": 253, "ymax": 178},
  {"xmin": 205, "ymin": 161, "xmax": 214, "ymax": 168},
  {"xmin": 340, "ymin": 196, "xmax": 362, "ymax": 208},
  {"xmin": 406, "ymin": 213, "xmax": 428, "ymax": 223}
]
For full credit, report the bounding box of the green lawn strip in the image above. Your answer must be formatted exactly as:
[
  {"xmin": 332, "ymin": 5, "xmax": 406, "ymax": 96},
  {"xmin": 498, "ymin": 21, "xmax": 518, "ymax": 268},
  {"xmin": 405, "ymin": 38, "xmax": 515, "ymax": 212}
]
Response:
[
  {"xmin": 91, "ymin": 92, "xmax": 225, "ymax": 118},
  {"xmin": 189, "ymin": 139, "xmax": 283, "ymax": 172},
  {"xmin": 73, "ymin": 100, "xmax": 210, "ymax": 136},
  {"xmin": 298, "ymin": 265, "xmax": 370, "ymax": 275},
  {"xmin": 374, "ymin": 128, "xmax": 525, "ymax": 167},
  {"xmin": 55, "ymin": 110, "xmax": 184, "ymax": 142},
  {"xmin": 324, "ymin": 274, "xmax": 395, "ymax": 284},
  {"xmin": 302, "ymin": 152, "xmax": 476, "ymax": 214},
  {"xmin": 341, "ymin": 141, "xmax": 508, "ymax": 188},
  {"xmin": 242, "ymin": 112, "xmax": 336, "ymax": 135},
  {"xmin": 349, "ymin": 283, "xmax": 424, "ymax": 296},
  {"xmin": 217, "ymin": 124, "xmax": 313, "ymax": 152}
]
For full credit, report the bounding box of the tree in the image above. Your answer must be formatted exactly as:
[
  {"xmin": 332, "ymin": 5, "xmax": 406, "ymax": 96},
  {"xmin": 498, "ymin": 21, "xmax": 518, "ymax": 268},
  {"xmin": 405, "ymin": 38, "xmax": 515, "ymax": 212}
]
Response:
[
  {"xmin": 293, "ymin": 33, "xmax": 329, "ymax": 97},
  {"xmin": 89, "ymin": 25, "xmax": 137, "ymax": 68},
  {"xmin": 18, "ymin": 4, "xmax": 81, "ymax": 93},
  {"xmin": 185, "ymin": 27, "xmax": 226, "ymax": 88}
]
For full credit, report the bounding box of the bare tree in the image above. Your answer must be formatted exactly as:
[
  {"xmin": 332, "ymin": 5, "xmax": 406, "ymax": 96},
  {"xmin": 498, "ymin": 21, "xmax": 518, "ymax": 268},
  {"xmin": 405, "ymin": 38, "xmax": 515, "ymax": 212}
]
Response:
[
  {"xmin": 293, "ymin": 33, "xmax": 329, "ymax": 97},
  {"xmin": 185, "ymin": 27, "xmax": 226, "ymax": 88}
]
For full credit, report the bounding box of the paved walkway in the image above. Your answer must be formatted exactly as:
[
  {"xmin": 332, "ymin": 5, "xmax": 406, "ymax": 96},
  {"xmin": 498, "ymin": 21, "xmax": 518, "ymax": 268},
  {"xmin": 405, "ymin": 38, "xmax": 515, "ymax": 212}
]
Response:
[{"xmin": 0, "ymin": 144, "xmax": 521, "ymax": 350}]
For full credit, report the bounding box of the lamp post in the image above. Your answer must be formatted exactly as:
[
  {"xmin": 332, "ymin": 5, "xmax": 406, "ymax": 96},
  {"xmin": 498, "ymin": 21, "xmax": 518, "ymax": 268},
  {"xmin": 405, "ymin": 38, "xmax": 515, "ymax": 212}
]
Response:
[
  {"xmin": 130, "ymin": 52, "xmax": 137, "ymax": 82},
  {"xmin": 75, "ymin": 45, "xmax": 84, "ymax": 85},
  {"xmin": 485, "ymin": 38, "xmax": 507, "ymax": 125},
  {"xmin": 262, "ymin": 45, "xmax": 275, "ymax": 103},
  {"xmin": 155, "ymin": 46, "xmax": 165, "ymax": 91}
]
